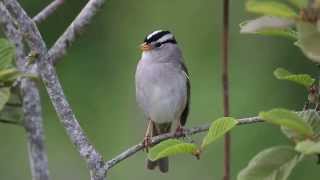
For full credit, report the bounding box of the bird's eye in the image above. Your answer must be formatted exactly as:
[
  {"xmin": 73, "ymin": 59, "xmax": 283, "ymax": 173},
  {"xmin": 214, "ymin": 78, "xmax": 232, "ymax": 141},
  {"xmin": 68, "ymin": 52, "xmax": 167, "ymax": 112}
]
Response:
[{"xmin": 155, "ymin": 42, "xmax": 162, "ymax": 48}]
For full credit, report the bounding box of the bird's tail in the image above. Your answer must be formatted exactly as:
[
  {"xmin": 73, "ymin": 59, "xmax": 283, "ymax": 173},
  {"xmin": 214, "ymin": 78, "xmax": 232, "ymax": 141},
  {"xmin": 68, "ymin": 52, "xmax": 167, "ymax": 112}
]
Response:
[{"xmin": 146, "ymin": 122, "xmax": 171, "ymax": 173}]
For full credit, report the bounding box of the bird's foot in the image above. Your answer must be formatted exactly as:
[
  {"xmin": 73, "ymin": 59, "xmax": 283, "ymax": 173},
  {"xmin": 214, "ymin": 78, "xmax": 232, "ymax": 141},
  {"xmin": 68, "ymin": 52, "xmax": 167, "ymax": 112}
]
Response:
[
  {"xmin": 143, "ymin": 135, "xmax": 152, "ymax": 153},
  {"xmin": 174, "ymin": 125, "xmax": 185, "ymax": 137}
]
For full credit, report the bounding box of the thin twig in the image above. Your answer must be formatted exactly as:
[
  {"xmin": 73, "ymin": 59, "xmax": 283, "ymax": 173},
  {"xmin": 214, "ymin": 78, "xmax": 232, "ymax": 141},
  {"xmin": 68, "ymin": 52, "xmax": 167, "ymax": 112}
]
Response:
[
  {"xmin": 48, "ymin": 0, "xmax": 105, "ymax": 64},
  {"xmin": 0, "ymin": 118, "xmax": 20, "ymax": 125},
  {"xmin": 0, "ymin": 3, "xmax": 50, "ymax": 180},
  {"xmin": 2, "ymin": 1, "xmax": 106, "ymax": 179},
  {"xmin": 6, "ymin": 102, "xmax": 22, "ymax": 107},
  {"xmin": 33, "ymin": 0, "xmax": 64, "ymax": 24},
  {"xmin": 222, "ymin": 0, "xmax": 230, "ymax": 180},
  {"xmin": 105, "ymin": 116, "xmax": 263, "ymax": 170}
]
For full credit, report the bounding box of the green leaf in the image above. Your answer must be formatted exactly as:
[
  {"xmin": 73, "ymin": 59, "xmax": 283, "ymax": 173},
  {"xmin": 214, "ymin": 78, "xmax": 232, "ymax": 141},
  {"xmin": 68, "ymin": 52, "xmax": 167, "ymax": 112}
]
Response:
[
  {"xmin": 201, "ymin": 117, "xmax": 238, "ymax": 148},
  {"xmin": 282, "ymin": 110, "xmax": 320, "ymax": 141},
  {"xmin": 295, "ymin": 22, "xmax": 320, "ymax": 63},
  {"xmin": 148, "ymin": 139, "xmax": 198, "ymax": 161},
  {"xmin": 288, "ymin": 0, "xmax": 308, "ymax": 8},
  {"xmin": 240, "ymin": 16, "xmax": 296, "ymax": 40},
  {"xmin": 255, "ymin": 28, "xmax": 297, "ymax": 39},
  {"xmin": 0, "ymin": 39, "xmax": 15, "ymax": 69},
  {"xmin": 246, "ymin": 0, "xmax": 298, "ymax": 18},
  {"xmin": 274, "ymin": 68, "xmax": 315, "ymax": 87},
  {"xmin": 295, "ymin": 140, "xmax": 320, "ymax": 155},
  {"xmin": 238, "ymin": 146, "xmax": 301, "ymax": 180},
  {"xmin": 0, "ymin": 68, "xmax": 22, "ymax": 82},
  {"xmin": 0, "ymin": 87, "xmax": 10, "ymax": 111},
  {"xmin": 259, "ymin": 108, "xmax": 314, "ymax": 137}
]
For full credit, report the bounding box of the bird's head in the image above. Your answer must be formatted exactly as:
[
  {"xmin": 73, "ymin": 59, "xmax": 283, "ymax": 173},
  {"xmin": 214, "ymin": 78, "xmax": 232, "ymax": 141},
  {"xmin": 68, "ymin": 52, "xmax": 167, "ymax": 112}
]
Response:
[{"xmin": 140, "ymin": 30, "xmax": 180, "ymax": 59}]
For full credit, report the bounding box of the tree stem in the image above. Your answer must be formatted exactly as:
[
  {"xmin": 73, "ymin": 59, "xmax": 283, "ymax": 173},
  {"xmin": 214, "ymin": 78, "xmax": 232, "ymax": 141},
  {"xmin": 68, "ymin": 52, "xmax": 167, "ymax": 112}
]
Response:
[{"xmin": 222, "ymin": 0, "xmax": 230, "ymax": 180}]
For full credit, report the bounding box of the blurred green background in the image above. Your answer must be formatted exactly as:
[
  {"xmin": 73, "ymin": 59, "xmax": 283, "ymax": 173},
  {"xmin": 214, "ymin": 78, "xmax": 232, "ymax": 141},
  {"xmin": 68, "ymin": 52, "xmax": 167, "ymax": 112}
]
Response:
[{"xmin": 0, "ymin": 0, "xmax": 318, "ymax": 179}]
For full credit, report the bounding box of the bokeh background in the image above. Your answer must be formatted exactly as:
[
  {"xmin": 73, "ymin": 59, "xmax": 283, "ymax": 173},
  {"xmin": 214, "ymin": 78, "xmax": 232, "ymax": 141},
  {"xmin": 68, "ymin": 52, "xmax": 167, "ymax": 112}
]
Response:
[{"xmin": 0, "ymin": 0, "xmax": 318, "ymax": 179}]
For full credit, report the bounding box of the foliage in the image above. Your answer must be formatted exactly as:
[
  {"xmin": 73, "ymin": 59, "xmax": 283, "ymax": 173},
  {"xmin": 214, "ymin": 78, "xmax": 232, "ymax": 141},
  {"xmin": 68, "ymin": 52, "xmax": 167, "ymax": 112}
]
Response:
[
  {"xmin": 295, "ymin": 22, "xmax": 320, "ymax": 63},
  {"xmin": 242, "ymin": 0, "xmax": 320, "ymax": 65},
  {"xmin": 0, "ymin": 39, "xmax": 24, "ymax": 124},
  {"xmin": 288, "ymin": 0, "xmax": 308, "ymax": 8},
  {"xmin": 274, "ymin": 68, "xmax": 315, "ymax": 88},
  {"xmin": 260, "ymin": 108, "xmax": 313, "ymax": 136},
  {"xmin": 238, "ymin": 146, "xmax": 302, "ymax": 180},
  {"xmin": 246, "ymin": 0, "xmax": 298, "ymax": 18},
  {"xmin": 201, "ymin": 117, "xmax": 238, "ymax": 149},
  {"xmin": 295, "ymin": 140, "xmax": 320, "ymax": 155},
  {"xmin": 148, "ymin": 139, "xmax": 198, "ymax": 161},
  {"xmin": 148, "ymin": 117, "xmax": 238, "ymax": 160},
  {"xmin": 239, "ymin": 1, "xmax": 320, "ymax": 180},
  {"xmin": 282, "ymin": 110, "xmax": 320, "ymax": 141}
]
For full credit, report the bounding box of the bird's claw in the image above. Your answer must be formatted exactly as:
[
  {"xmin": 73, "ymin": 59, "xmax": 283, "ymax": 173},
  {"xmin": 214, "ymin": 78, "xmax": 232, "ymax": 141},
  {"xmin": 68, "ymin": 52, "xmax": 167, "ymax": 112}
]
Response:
[
  {"xmin": 143, "ymin": 135, "xmax": 152, "ymax": 152},
  {"xmin": 174, "ymin": 125, "xmax": 185, "ymax": 137}
]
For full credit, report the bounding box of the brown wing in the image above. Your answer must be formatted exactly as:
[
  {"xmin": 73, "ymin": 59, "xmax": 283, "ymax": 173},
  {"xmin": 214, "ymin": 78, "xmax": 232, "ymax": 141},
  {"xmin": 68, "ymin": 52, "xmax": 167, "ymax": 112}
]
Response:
[{"xmin": 180, "ymin": 62, "xmax": 190, "ymax": 126}]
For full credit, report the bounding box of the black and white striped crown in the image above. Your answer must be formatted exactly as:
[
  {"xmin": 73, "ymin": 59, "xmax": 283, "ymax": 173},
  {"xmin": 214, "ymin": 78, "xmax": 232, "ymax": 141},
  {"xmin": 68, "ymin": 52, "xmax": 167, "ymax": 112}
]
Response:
[{"xmin": 144, "ymin": 30, "xmax": 177, "ymax": 44}]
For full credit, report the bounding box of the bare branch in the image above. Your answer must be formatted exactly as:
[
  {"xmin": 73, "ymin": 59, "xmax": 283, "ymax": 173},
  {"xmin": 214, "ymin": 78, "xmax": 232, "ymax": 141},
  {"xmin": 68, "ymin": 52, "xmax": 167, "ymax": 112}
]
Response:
[
  {"xmin": 105, "ymin": 116, "xmax": 263, "ymax": 170},
  {"xmin": 0, "ymin": 118, "xmax": 20, "ymax": 125},
  {"xmin": 2, "ymin": 1, "xmax": 106, "ymax": 179},
  {"xmin": 222, "ymin": 1, "xmax": 230, "ymax": 179},
  {"xmin": 0, "ymin": 3, "xmax": 50, "ymax": 180},
  {"xmin": 48, "ymin": 0, "xmax": 105, "ymax": 64},
  {"xmin": 33, "ymin": 0, "xmax": 64, "ymax": 24}
]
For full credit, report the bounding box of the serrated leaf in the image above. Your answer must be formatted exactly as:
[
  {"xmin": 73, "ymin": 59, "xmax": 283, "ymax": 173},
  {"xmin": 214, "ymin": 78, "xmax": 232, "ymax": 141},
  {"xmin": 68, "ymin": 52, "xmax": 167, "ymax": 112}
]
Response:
[
  {"xmin": 238, "ymin": 146, "xmax": 301, "ymax": 180},
  {"xmin": 0, "ymin": 68, "xmax": 22, "ymax": 82},
  {"xmin": 201, "ymin": 117, "xmax": 238, "ymax": 148},
  {"xmin": 148, "ymin": 139, "xmax": 197, "ymax": 161},
  {"xmin": 288, "ymin": 0, "xmax": 308, "ymax": 8},
  {"xmin": 0, "ymin": 39, "xmax": 15, "ymax": 69},
  {"xmin": 282, "ymin": 110, "xmax": 320, "ymax": 141},
  {"xmin": 295, "ymin": 140, "xmax": 320, "ymax": 155},
  {"xmin": 295, "ymin": 22, "xmax": 320, "ymax": 63},
  {"xmin": 260, "ymin": 109, "xmax": 314, "ymax": 136},
  {"xmin": 240, "ymin": 16, "xmax": 296, "ymax": 39},
  {"xmin": 246, "ymin": 0, "xmax": 298, "ymax": 18},
  {"xmin": 0, "ymin": 87, "xmax": 10, "ymax": 111},
  {"xmin": 274, "ymin": 68, "xmax": 315, "ymax": 87}
]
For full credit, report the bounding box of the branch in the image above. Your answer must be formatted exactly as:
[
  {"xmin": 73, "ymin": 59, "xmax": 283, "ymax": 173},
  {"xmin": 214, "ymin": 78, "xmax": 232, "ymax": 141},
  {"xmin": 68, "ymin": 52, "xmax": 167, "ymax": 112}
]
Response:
[
  {"xmin": 0, "ymin": 3, "xmax": 50, "ymax": 180},
  {"xmin": 105, "ymin": 116, "xmax": 263, "ymax": 170},
  {"xmin": 48, "ymin": 0, "xmax": 105, "ymax": 64},
  {"xmin": 33, "ymin": 0, "xmax": 64, "ymax": 24},
  {"xmin": 0, "ymin": 118, "xmax": 20, "ymax": 125},
  {"xmin": 2, "ymin": 1, "xmax": 106, "ymax": 179},
  {"xmin": 222, "ymin": 0, "xmax": 230, "ymax": 180}
]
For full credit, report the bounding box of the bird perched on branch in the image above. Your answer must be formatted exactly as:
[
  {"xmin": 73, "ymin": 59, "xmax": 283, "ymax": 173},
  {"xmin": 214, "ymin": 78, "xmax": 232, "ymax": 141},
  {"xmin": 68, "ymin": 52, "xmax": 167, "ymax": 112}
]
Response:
[{"xmin": 135, "ymin": 30, "xmax": 190, "ymax": 173}]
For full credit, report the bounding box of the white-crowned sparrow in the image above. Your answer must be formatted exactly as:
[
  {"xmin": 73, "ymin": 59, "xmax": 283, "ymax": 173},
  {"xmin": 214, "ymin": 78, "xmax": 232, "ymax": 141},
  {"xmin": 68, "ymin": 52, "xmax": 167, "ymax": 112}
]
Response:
[{"xmin": 135, "ymin": 30, "xmax": 190, "ymax": 173}]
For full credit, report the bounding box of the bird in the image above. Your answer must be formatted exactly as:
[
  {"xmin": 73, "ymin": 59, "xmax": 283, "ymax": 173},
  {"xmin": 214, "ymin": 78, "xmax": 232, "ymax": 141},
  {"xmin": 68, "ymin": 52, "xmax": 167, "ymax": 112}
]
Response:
[{"xmin": 135, "ymin": 30, "xmax": 190, "ymax": 173}]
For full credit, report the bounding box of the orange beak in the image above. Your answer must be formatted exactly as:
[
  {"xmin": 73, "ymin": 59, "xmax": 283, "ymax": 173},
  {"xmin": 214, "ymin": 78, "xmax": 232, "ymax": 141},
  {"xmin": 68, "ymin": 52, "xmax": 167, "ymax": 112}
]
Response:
[{"xmin": 140, "ymin": 43, "xmax": 152, "ymax": 51}]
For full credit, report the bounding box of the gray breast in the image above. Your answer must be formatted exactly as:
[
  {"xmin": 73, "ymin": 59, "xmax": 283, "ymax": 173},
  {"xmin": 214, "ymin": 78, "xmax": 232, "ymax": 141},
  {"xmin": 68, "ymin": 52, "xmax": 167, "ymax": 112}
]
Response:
[{"xmin": 135, "ymin": 59, "xmax": 187, "ymax": 124}]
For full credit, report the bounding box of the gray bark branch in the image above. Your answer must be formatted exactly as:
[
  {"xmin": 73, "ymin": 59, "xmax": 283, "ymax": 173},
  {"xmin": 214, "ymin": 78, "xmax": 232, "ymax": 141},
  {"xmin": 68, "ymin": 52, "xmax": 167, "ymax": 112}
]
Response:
[
  {"xmin": 2, "ymin": 0, "xmax": 106, "ymax": 179},
  {"xmin": 48, "ymin": 0, "xmax": 105, "ymax": 64},
  {"xmin": 33, "ymin": 0, "xmax": 64, "ymax": 24},
  {"xmin": 0, "ymin": 2, "xmax": 50, "ymax": 180},
  {"xmin": 105, "ymin": 115, "xmax": 263, "ymax": 170},
  {"xmin": 0, "ymin": 1, "xmax": 296, "ymax": 180}
]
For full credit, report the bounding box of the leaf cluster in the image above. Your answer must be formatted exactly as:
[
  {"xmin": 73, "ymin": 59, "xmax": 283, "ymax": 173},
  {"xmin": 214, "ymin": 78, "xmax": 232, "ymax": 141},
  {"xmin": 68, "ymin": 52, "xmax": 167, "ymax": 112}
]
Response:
[
  {"xmin": 240, "ymin": 0, "xmax": 320, "ymax": 63},
  {"xmin": 0, "ymin": 39, "xmax": 26, "ymax": 124}
]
